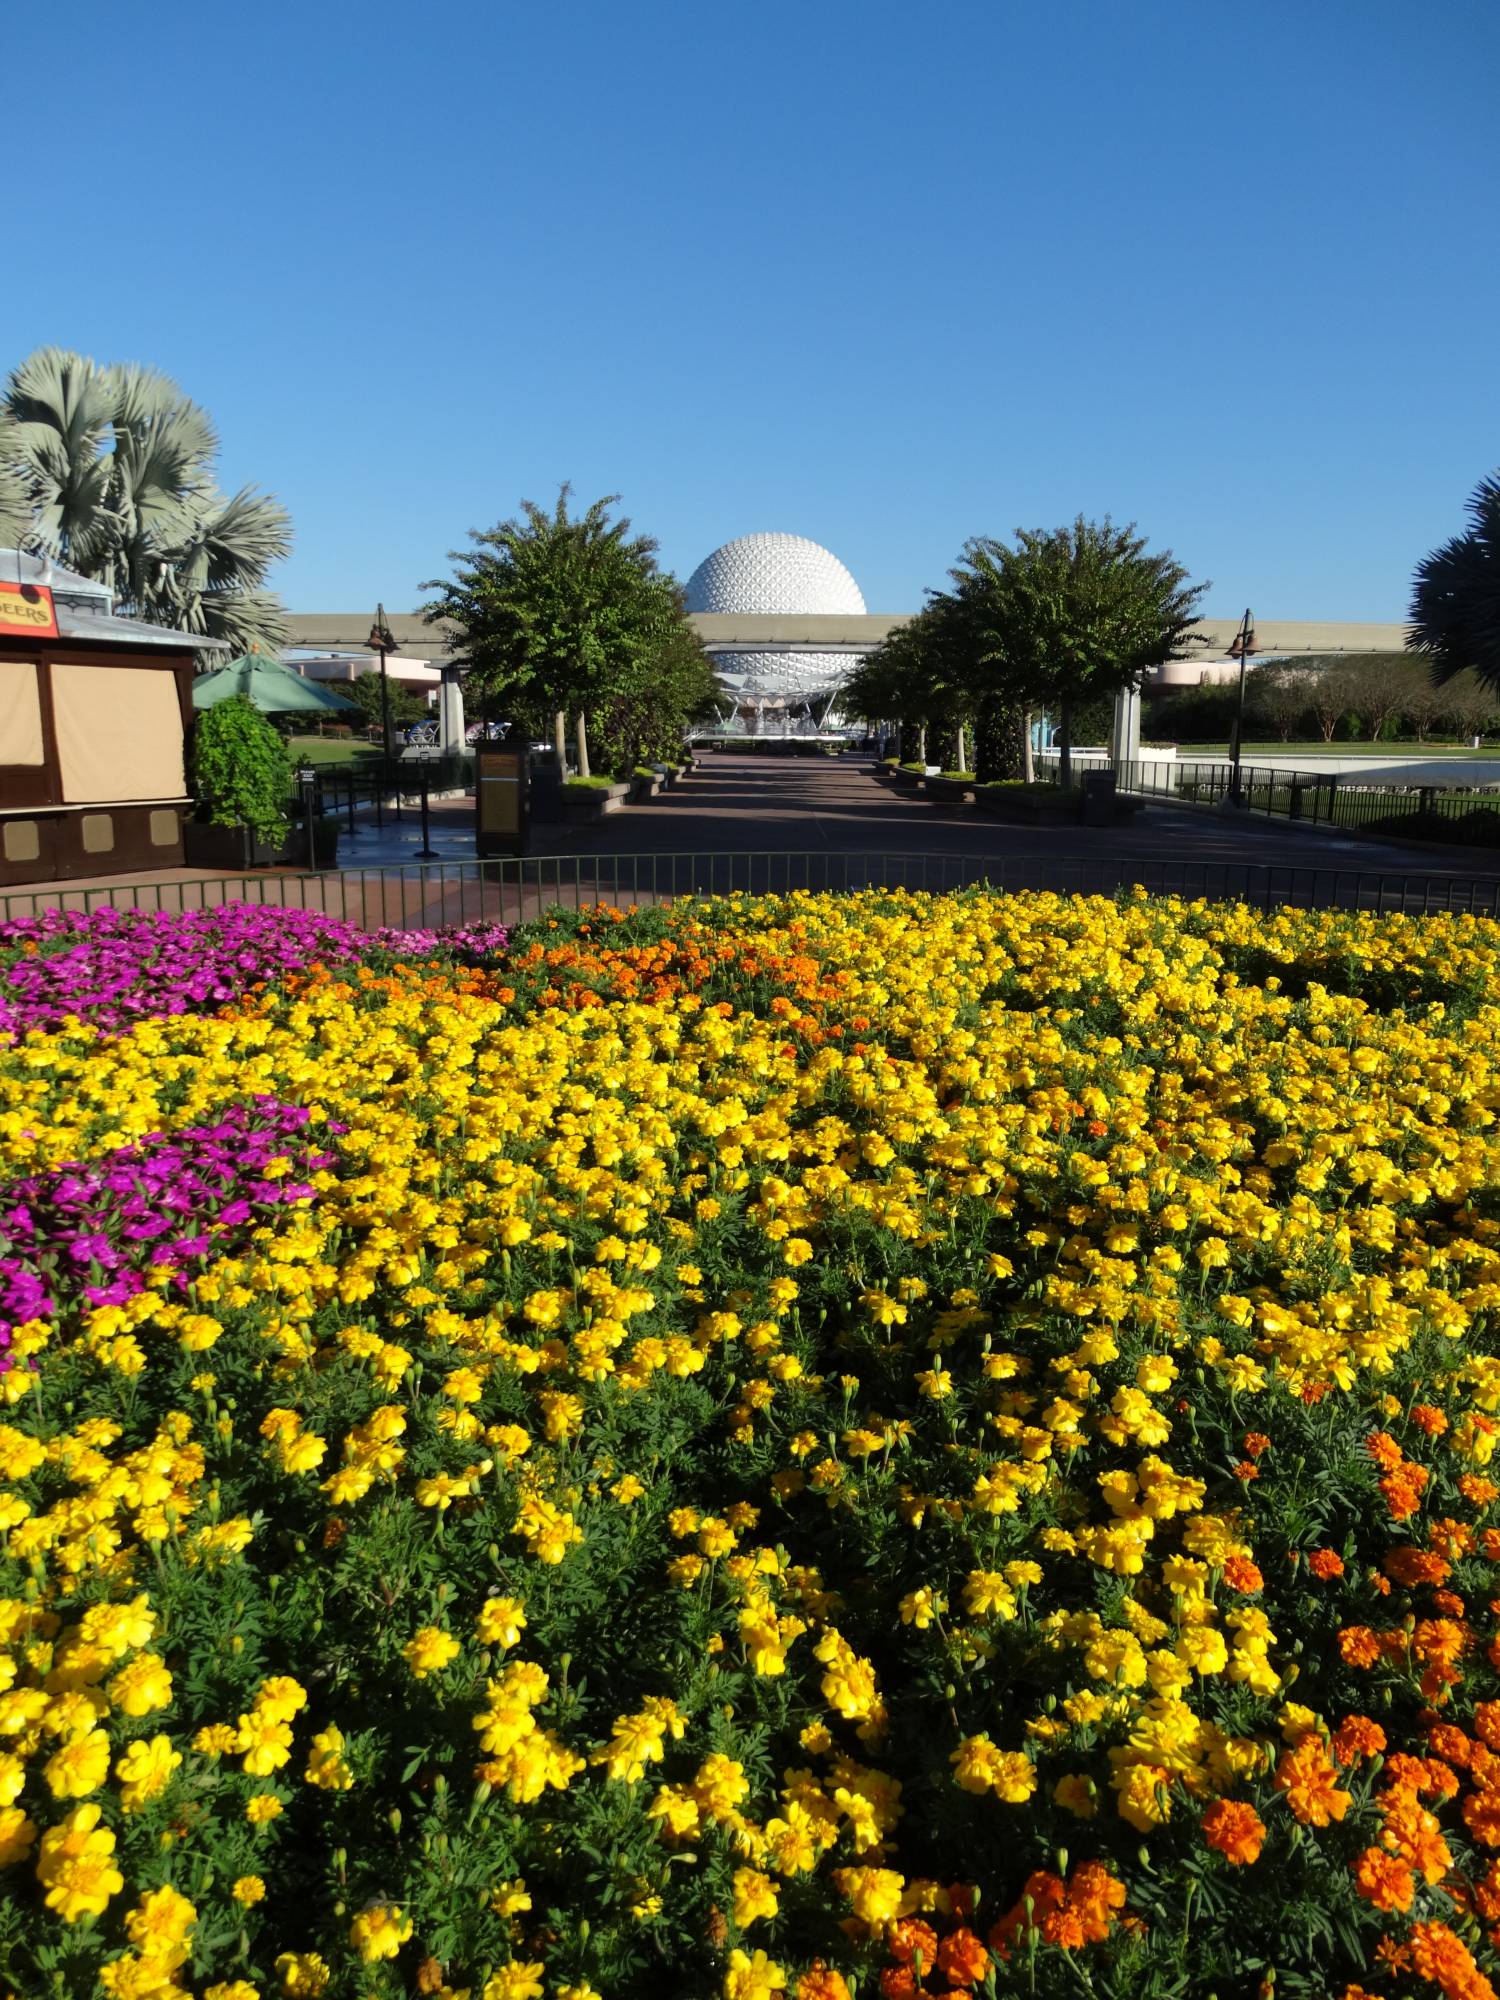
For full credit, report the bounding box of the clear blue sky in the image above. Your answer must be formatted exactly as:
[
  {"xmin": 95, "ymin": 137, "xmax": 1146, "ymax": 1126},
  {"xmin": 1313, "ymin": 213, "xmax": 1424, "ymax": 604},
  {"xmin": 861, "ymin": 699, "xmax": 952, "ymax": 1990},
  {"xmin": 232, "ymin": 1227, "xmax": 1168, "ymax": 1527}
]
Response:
[{"xmin": 6, "ymin": 0, "xmax": 1496, "ymax": 619}]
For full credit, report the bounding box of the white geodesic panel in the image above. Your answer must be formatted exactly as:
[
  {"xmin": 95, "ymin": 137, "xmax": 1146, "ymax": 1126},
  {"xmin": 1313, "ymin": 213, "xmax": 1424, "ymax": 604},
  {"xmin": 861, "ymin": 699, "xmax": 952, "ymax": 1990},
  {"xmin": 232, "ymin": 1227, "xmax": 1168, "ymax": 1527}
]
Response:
[
  {"xmin": 708, "ymin": 650, "xmax": 866, "ymax": 705},
  {"xmin": 685, "ymin": 533, "xmax": 866, "ymax": 616}
]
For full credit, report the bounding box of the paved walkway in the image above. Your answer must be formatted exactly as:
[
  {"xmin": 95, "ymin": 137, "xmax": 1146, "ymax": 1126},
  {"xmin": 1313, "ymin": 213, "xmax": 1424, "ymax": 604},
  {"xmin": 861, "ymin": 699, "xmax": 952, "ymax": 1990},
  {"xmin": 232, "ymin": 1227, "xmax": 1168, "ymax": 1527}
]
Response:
[{"xmin": 6, "ymin": 755, "xmax": 1500, "ymax": 930}]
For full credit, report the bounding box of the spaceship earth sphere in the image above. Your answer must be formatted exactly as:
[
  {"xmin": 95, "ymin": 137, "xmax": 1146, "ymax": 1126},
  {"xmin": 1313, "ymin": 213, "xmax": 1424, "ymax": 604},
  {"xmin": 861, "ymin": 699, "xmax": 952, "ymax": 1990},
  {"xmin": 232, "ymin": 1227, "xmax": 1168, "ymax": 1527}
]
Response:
[{"xmin": 686, "ymin": 533, "xmax": 867, "ymax": 715}]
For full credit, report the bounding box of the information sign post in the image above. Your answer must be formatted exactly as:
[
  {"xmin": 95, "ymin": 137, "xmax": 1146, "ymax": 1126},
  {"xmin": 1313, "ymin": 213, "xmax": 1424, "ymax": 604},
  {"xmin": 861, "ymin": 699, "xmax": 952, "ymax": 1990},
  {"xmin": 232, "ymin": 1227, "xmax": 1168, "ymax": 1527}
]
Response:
[{"xmin": 475, "ymin": 725, "xmax": 530, "ymax": 857}]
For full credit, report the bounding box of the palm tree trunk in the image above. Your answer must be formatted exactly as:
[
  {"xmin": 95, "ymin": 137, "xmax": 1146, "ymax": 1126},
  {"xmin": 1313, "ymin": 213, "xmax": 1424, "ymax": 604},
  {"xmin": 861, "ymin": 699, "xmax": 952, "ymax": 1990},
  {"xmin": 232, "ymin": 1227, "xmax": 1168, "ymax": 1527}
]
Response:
[{"xmin": 575, "ymin": 711, "xmax": 591, "ymax": 780}]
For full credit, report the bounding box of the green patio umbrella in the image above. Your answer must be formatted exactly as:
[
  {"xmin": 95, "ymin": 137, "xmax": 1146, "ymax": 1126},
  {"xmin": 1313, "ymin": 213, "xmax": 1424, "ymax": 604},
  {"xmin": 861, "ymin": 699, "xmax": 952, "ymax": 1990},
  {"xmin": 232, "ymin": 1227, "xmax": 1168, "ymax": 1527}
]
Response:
[{"xmin": 192, "ymin": 652, "xmax": 360, "ymax": 715}]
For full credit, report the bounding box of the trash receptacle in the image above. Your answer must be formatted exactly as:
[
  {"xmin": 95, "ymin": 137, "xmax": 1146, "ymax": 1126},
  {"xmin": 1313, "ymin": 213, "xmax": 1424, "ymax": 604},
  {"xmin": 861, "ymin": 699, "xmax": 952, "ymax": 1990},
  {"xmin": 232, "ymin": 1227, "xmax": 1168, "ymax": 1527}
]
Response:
[{"xmin": 1081, "ymin": 769, "xmax": 1117, "ymax": 825}]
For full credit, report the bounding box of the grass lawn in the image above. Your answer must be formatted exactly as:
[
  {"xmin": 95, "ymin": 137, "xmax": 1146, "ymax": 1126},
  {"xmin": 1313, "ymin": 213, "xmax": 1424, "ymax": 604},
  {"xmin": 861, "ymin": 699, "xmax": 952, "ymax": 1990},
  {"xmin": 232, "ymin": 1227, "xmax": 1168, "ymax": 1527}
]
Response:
[{"xmin": 285, "ymin": 732, "xmax": 384, "ymax": 766}]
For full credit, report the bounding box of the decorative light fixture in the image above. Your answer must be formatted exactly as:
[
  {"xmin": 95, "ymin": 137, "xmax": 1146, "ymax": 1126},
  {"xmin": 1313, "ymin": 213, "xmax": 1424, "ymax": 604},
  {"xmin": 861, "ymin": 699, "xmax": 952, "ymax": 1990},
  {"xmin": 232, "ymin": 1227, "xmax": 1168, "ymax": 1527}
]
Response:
[{"xmin": 1228, "ymin": 608, "xmax": 1257, "ymax": 803}]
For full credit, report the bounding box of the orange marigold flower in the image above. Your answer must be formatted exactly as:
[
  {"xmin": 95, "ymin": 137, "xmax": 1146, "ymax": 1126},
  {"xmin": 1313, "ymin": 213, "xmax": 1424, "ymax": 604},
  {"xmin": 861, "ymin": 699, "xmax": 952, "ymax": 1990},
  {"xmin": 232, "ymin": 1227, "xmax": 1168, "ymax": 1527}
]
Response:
[
  {"xmin": 1408, "ymin": 1920, "xmax": 1495, "ymax": 1997},
  {"xmin": 1353, "ymin": 1847, "xmax": 1416, "ymax": 1913},
  {"xmin": 1333, "ymin": 1715, "xmax": 1387, "ymax": 1764},
  {"xmin": 1068, "ymin": 1861, "xmax": 1127, "ymax": 1940},
  {"xmin": 798, "ymin": 1967, "xmax": 852, "ymax": 2000},
  {"xmin": 1202, "ymin": 1799, "xmax": 1266, "ymax": 1865},
  {"xmin": 1039, "ymin": 1905, "xmax": 1089, "ymax": 1950},
  {"xmin": 1223, "ymin": 1556, "xmax": 1264, "ymax": 1593},
  {"xmin": 936, "ymin": 1929, "xmax": 991, "ymax": 1984},
  {"xmin": 1385, "ymin": 1548, "xmax": 1450, "ymax": 1588},
  {"xmin": 879, "ymin": 1970, "xmax": 922, "ymax": 2000},
  {"xmin": 1459, "ymin": 1475, "xmax": 1499, "ymax": 1507},
  {"xmin": 1411, "ymin": 1405, "xmax": 1449, "ymax": 1437},
  {"xmin": 887, "ymin": 1920, "xmax": 938, "ymax": 1970},
  {"xmin": 1483, "ymin": 1530, "xmax": 1500, "ymax": 1563},
  {"xmin": 1432, "ymin": 1590, "xmax": 1467, "ymax": 1619},
  {"xmin": 1429, "ymin": 1518, "xmax": 1473, "ymax": 1560},
  {"xmin": 1382, "ymin": 1466, "xmax": 1430, "ymax": 1521},
  {"xmin": 1367, "ymin": 1430, "xmax": 1405, "ymax": 1472},
  {"xmin": 1275, "ymin": 1738, "xmax": 1352, "ymax": 1827},
  {"xmin": 1339, "ymin": 1626, "xmax": 1382, "ymax": 1668},
  {"xmin": 1242, "ymin": 1433, "xmax": 1271, "ymax": 1458},
  {"xmin": 1309, "ymin": 1550, "xmax": 1346, "ymax": 1580},
  {"xmin": 1462, "ymin": 1790, "xmax": 1500, "ymax": 1849},
  {"xmin": 1475, "ymin": 1703, "xmax": 1500, "ymax": 1750}
]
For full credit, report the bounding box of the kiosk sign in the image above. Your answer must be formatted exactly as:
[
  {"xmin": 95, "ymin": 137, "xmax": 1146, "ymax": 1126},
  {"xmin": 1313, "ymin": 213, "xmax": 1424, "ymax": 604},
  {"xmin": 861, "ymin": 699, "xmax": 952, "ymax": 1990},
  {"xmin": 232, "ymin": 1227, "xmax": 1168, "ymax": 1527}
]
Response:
[
  {"xmin": 475, "ymin": 729, "xmax": 530, "ymax": 857},
  {"xmin": 0, "ymin": 582, "xmax": 58, "ymax": 640}
]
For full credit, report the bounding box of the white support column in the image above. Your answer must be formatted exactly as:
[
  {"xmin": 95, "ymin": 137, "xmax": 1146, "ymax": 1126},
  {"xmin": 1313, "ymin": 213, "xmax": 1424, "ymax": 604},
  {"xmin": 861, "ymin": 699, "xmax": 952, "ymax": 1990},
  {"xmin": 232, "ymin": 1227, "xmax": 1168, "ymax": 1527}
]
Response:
[{"xmin": 1111, "ymin": 684, "xmax": 1142, "ymax": 768}]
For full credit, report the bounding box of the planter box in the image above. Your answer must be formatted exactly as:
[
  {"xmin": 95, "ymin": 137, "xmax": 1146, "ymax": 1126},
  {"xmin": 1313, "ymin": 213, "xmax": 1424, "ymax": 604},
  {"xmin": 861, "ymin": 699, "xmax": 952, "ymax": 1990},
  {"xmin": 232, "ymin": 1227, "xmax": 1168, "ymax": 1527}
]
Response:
[
  {"xmin": 971, "ymin": 790, "xmax": 1082, "ymax": 824},
  {"xmin": 183, "ymin": 821, "xmax": 301, "ymax": 870},
  {"xmin": 923, "ymin": 778, "xmax": 974, "ymax": 803},
  {"xmin": 563, "ymin": 783, "xmax": 629, "ymax": 820},
  {"xmin": 890, "ymin": 768, "xmax": 924, "ymax": 790},
  {"xmin": 627, "ymin": 775, "xmax": 662, "ymax": 804}
]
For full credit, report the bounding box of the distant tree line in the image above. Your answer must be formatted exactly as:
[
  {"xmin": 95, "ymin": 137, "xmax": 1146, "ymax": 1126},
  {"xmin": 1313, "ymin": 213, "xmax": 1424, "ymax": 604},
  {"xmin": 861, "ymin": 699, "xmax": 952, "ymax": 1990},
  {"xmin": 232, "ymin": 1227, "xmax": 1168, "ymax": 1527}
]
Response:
[{"xmin": 1147, "ymin": 655, "xmax": 1500, "ymax": 747}]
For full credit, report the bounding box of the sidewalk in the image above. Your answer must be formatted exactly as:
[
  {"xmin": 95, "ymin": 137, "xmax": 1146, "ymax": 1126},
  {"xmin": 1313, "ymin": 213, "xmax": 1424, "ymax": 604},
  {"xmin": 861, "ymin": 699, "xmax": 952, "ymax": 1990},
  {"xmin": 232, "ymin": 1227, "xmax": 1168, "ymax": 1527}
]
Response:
[{"xmin": 5, "ymin": 756, "xmax": 1498, "ymax": 929}]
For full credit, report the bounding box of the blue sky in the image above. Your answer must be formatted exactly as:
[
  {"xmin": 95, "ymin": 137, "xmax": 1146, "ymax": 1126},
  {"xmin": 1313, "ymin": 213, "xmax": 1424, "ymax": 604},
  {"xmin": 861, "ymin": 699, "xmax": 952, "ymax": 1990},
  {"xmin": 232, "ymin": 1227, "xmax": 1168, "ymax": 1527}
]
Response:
[{"xmin": 5, "ymin": 0, "xmax": 1496, "ymax": 619}]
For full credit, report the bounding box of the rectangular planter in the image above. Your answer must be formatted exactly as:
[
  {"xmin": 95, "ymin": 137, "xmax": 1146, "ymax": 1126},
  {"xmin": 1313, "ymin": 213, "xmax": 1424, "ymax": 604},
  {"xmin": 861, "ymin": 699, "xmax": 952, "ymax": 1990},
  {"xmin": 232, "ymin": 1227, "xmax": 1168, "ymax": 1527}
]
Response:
[
  {"xmin": 923, "ymin": 779, "xmax": 974, "ymax": 803},
  {"xmin": 971, "ymin": 791, "xmax": 1081, "ymax": 824},
  {"xmin": 183, "ymin": 821, "xmax": 302, "ymax": 870},
  {"xmin": 627, "ymin": 776, "xmax": 662, "ymax": 804},
  {"xmin": 564, "ymin": 783, "xmax": 630, "ymax": 820}
]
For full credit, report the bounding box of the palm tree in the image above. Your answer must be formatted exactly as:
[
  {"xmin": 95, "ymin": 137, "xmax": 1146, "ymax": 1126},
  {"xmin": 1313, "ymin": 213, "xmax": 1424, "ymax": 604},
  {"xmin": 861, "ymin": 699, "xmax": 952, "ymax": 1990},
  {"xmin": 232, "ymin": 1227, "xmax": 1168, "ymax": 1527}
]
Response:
[
  {"xmin": 0, "ymin": 347, "xmax": 292, "ymax": 651},
  {"xmin": 1410, "ymin": 471, "xmax": 1500, "ymax": 691}
]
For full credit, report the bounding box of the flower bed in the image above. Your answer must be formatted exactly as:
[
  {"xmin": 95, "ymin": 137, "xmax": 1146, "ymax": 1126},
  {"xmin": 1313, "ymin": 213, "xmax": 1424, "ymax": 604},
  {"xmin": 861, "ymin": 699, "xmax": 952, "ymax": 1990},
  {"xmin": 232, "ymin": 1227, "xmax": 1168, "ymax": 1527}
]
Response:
[{"xmin": 4, "ymin": 891, "xmax": 1500, "ymax": 1997}]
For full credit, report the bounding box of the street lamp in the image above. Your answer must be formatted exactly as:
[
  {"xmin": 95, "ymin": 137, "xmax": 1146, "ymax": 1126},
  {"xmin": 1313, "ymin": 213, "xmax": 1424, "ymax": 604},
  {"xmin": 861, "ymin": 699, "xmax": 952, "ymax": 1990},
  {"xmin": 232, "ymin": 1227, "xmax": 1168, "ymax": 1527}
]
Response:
[
  {"xmin": 1227, "ymin": 607, "xmax": 1257, "ymax": 804},
  {"xmin": 366, "ymin": 605, "xmax": 397, "ymax": 766}
]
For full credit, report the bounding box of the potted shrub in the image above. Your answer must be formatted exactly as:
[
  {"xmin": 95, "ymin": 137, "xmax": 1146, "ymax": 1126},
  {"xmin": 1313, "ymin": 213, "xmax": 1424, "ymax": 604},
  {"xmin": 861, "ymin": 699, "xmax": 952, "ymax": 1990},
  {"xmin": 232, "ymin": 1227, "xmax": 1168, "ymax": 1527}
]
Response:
[
  {"xmin": 924, "ymin": 769, "xmax": 976, "ymax": 802},
  {"xmin": 185, "ymin": 696, "xmax": 297, "ymax": 868},
  {"xmin": 563, "ymin": 775, "xmax": 630, "ymax": 820}
]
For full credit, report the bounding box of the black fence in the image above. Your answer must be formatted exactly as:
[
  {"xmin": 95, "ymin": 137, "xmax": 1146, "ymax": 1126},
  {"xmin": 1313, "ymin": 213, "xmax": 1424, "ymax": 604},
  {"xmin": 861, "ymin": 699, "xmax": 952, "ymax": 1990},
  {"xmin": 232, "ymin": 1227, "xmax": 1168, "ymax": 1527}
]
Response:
[
  {"xmin": 7, "ymin": 851, "xmax": 1500, "ymax": 930},
  {"xmin": 1075, "ymin": 755, "xmax": 1500, "ymax": 846}
]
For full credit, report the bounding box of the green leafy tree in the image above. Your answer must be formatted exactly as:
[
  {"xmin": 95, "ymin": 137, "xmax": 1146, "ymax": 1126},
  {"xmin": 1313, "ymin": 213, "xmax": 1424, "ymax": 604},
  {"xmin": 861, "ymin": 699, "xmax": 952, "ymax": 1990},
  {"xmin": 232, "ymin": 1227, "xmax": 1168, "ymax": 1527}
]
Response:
[
  {"xmin": 952, "ymin": 518, "xmax": 1208, "ymax": 785},
  {"xmin": 191, "ymin": 695, "xmax": 292, "ymax": 841},
  {"xmin": 342, "ymin": 671, "xmax": 430, "ymax": 733},
  {"xmin": 424, "ymin": 486, "xmax": 708, "ymax": 775},
  {"xmin": 1410, "ymin": 470, "xmax": 1500, "ymax": 690},
  {"xmin": 0, "ymin": 347, "xmax": 291, "ymax": 651}
]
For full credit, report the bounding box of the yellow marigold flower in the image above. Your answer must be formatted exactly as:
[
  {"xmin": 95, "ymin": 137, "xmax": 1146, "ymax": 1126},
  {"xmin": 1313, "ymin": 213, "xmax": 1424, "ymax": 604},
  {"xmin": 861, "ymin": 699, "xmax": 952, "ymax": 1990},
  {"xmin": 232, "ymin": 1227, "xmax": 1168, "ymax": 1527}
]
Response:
[
  {"xmin": 732, "ymin": 1866, "xmax": 780, "ymax": 1927},
  {"xmin": 126, "ymin": 1883, "xmax": 196, "ymax": 1953},
  {"xmin": 193, "ymin": 1723, "xmax": 239, "ymax": 1757},
  {"xmin": 304, "ymin": 1725, "xmax": 355, "ymax": 1791},
  {"xmin": 898, "ymin": 1587, "xmax": 946, "ymax": 1629},
  {"xmin": 44, "ymin": 1727, "xmax": 110, "ymax": 1799},
  {"xmin": 482, "ymin": 1965, "xmax": 545, "ymax": 2000},
  {"xmin": 490, "ymin": 1877, "xmax": 531, "ymax": 1917},
  {"xmin": 782, "ymin": 1239, "xmax": 813, "ymax": 1266},
  {"xmin": 254, "ymin": 1677, "xmax": 308, "ymax": 1724},
  {"xmin": 246, "ymin": 1794, "xmax": 283, "ymax": 1825},
  {"xmin": 476, "ymin": 1597, "xmax": 527, "ymax": 1648},
  {"xmin": 1053, "ymin": 1773, "xmax": 1099, "ymax": 1819},
  {"xmin": 232, "ymin": 1875, "xmax": 267, "ymax": 1904},
  {"xmin": 349, "ymin": 1901, "xmax": 412, "ymax": 1961},
  {"xmin": 107, "ymin": 1654, "xmax": 173, "ymax": 1718},
  {"xmin": 35, "ymin": 1802, "xmax": 122, "ymax": 1922},
  {"xmin": 236, "ymin": 1710, "xmax": 293, "ymax": 1776},
  {"xmin": 724, "ymin": 1948, "xmax": 787, "ymax": 2000},
  {"xmin": 274, "ymin": 1952, "xmax": 331, "ymax": 1995},
  {"xmin": 832, "ymin": 1865, "xmax": 905, "ymax": 1926},
  {"xmin": 403, "ymin": 1627, "xmax": 461, "ymax": 1678},
  {"xmin": 0, "ymin": 1805, "xmax": 37, "ymax": 1867},
  {"xmin": 115, "ymin": 1734, "xmax": 183, "ymax": 1811},
  {"xmin": 205, "ymin": 1985, "xmax": 261, "ymax": 2000},
  {"xmin": 611, "ymin": 1474, "xmax": 645, "ymax": 1504}
]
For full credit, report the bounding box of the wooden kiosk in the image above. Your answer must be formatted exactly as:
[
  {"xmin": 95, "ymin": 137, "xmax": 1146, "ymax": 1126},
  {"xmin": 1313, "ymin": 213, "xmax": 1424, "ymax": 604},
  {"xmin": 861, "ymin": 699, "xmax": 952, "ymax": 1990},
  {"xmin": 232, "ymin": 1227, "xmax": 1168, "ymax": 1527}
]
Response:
[{"xmin": 0, "ymin": 557, "xmax": 224, "ymax": 887}]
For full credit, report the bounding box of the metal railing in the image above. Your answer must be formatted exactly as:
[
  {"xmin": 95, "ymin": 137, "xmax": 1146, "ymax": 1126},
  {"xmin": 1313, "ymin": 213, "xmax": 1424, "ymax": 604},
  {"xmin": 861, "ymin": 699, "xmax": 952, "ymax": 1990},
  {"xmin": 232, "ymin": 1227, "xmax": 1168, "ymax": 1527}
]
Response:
[
  {"xmin": 5, "ymin": 852, "xmax": 1500, "ymax": 929},
  {"xmin": 1037, "ymin": 754, "xmax": 1500, "ymax": 846}
]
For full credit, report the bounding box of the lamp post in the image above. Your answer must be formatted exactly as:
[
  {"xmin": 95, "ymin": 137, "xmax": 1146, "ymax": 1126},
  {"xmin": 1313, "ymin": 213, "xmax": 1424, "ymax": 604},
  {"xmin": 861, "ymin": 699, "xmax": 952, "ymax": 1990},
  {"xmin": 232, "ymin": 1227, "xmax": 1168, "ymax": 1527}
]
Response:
[
  {"xmin": 1227, "ymin": 607, "xmax": 1257, "ymax": 804},
  {"xmin": 367, "ymin": 605, "xmax": 397, "ymax": 768}
]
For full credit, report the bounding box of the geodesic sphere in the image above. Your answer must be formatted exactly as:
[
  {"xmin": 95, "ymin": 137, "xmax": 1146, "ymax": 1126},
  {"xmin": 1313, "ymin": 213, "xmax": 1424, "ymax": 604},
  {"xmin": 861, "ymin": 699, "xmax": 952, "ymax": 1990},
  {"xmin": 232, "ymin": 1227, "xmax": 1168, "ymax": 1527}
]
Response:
[{"xmin": 685, "ymin": 533, "xmax": 866, "ymax": 617}]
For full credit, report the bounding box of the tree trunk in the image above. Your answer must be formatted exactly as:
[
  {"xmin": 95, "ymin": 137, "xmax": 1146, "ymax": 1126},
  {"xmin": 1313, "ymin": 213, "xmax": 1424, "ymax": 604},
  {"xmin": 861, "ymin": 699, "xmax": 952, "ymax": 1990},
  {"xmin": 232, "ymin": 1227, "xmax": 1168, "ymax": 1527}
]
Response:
[
  {"xmin": 916, "ymin": 723, "xmax": 927, "ymax": 766},
  {"xmin": 575, "ymin": 711, "xmax": 591, "ymax": 779},
  {"xmin": 1058, "ymin": 700, "xmax": 1073, "ymax": 789},
  {"xmin": 954, "ymin": 723, "xmax": 967, "ymax": 774},
  {"xmin": 553, "ymin": 710, "xmax": 567, "ymax": 768},
  {"xmin": 1022, "ymin": 712, "xmax": 1035, "ymax": 783}
]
